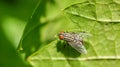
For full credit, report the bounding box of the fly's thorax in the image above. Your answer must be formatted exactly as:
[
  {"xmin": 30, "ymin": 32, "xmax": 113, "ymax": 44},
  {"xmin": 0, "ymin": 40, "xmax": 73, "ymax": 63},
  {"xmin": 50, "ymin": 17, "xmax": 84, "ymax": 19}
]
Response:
[
  {"xmin": 61, "ymin": 33, "xmax": 73, "ymax": 41},
  {"xmin": 59, "ymin": 32, "xmax": 83, "ymax": 43},
  {"xmin": 62, "ymin": 32, "xmax": 82, "ymax": 43}
]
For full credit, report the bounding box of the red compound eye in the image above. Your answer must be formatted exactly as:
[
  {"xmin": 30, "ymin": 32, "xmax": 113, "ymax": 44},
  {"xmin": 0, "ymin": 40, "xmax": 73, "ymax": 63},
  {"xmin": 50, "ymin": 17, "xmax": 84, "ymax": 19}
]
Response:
[
  {"xmin": 59, "ymin": 35, "xmax": 64, "ymax": 40},
  {"xmin": 59, "ymin": 31, "xmax": 64, "ymax": 40}
]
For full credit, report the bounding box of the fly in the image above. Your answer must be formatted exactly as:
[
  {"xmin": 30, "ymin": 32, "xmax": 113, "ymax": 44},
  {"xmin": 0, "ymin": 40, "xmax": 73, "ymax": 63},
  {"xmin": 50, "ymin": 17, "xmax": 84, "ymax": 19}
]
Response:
[{"xmin": 58, "ymin": 31, "xmax": 88, "ymax": 54}]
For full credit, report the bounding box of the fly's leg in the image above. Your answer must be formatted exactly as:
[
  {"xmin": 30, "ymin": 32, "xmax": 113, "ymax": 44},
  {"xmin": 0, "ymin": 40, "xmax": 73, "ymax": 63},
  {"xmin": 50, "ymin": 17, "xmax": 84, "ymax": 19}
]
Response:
[{"xmin": 63, "ymin": 41, "xmax": 69, "ymax": 48}]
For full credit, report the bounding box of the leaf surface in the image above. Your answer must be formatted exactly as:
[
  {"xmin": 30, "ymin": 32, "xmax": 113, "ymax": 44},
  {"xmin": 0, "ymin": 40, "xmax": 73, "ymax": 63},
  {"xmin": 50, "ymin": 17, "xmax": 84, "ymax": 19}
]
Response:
[{"xmin": 19, "ymin": 0, "xmax": 120, "ymax": 67}]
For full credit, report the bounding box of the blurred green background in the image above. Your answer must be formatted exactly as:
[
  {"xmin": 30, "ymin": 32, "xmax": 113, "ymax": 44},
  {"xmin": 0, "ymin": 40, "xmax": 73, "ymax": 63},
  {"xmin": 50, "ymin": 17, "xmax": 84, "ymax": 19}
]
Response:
[{"xmin": 0, "ymin": 0, "xmax": 39, "ymax": 67}]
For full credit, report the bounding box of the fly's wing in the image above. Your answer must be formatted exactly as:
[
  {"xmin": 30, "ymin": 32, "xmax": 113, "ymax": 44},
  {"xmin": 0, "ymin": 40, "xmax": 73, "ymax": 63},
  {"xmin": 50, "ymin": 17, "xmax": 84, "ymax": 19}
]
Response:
[
  {"xmin": 78, "ymin": 32, "xmax": 92, "ymax": 39},
  {"xmin": 68, "ymin": 41, "xmax": 87, "ymax": 54}
]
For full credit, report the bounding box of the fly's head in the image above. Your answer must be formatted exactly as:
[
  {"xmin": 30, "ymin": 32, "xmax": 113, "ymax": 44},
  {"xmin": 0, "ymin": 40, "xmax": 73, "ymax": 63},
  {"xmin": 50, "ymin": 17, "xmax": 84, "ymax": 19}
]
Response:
[{"xmin": 58, "ymin": 31, "xmax": 65, "ymax": 40}]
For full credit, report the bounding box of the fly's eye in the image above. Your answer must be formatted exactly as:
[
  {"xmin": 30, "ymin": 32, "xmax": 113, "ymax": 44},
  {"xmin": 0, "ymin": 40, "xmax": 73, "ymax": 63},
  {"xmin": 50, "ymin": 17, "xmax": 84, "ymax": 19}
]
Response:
[{"xmin": 59, "ymin": 35, "xmax": 64, "ymax": 40}]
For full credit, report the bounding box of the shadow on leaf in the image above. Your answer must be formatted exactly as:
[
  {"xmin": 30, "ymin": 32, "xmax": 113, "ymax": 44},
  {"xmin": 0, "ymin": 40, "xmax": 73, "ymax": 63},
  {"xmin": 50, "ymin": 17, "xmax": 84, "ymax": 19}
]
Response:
[
  {"xmin": 56, "ymin": 41, "xmax": 81, "ymax": 58},
  {"xmin": 56, "ymin": 40, "xmax": 90, "ymax": 58}
]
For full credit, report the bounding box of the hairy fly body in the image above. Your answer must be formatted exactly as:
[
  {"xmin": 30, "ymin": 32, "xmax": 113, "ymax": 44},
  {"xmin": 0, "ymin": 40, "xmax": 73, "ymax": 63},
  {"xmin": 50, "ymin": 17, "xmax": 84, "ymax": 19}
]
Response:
[{"xmin": 58, "ymin": 31, "xmax": 87, "ymax": 54}]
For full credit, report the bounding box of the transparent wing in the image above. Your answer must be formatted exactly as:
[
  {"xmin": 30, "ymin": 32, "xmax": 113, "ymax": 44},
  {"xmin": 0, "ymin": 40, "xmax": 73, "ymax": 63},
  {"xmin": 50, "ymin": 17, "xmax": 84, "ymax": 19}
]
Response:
[
  {"xmin": 78, "ymin": 32, "xmax": 92, "ymax": 38},
  {"xmin": 76, "ymin": 32, "xmax": 92, "ymax": 43},
  {"xmin": 68, "ymin": 41, "xmax": 87, "ymax": 54}
]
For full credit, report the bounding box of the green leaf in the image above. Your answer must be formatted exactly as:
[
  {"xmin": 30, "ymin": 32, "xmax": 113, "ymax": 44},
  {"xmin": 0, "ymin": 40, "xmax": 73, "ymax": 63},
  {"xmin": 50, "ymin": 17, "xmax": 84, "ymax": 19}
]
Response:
[
  {"xmin": 65, "ymin": 1, "xmax": 120, "ymax": 56},
  {"xmin": 26, "ymin": 0, "xmax": 120, "ymax": 67},
  {"xmin": 18, "ymin": 0, "xmax": 83, "ymax": 57},
  {"xmin": 28, "ymin": 39, "xmax": 120, "ymax": 67}
]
